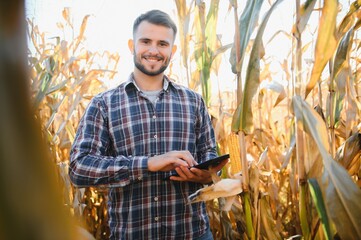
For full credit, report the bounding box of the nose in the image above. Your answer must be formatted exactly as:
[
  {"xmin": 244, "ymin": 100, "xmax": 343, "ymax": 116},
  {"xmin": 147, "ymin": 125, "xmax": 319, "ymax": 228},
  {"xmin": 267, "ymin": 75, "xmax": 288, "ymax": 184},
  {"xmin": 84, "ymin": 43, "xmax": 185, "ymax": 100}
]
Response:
[{"xmin": 148, "ymin": 45, "xmax": 159, "ymax": 54}]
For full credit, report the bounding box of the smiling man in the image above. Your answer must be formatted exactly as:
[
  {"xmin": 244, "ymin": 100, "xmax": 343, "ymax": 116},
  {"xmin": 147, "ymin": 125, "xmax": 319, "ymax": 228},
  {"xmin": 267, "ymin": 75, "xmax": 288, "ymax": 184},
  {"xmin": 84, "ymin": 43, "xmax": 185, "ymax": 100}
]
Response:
[
  {"xmin": 69, "ymin": 9, "xmax": 227, "ymax": 240},
  {"xmin": 130, "ymin": 19, "xmax": 175, "ymax": 78}
]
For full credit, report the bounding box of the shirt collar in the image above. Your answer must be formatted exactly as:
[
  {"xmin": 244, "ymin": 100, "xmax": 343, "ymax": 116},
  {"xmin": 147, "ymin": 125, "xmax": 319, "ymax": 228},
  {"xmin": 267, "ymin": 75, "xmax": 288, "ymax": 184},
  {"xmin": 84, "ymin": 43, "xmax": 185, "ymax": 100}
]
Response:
[{"xmin": 124, "ymin": 74, "xmax": 179, "ymax": 92}]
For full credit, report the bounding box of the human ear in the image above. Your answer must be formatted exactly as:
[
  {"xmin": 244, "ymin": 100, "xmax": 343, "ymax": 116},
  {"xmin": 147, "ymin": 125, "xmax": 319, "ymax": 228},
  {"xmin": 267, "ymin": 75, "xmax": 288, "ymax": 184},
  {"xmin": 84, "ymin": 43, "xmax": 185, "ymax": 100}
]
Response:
[{"xmin": 128, "ymin": 39, "xmax": 134, "ymax": 54}]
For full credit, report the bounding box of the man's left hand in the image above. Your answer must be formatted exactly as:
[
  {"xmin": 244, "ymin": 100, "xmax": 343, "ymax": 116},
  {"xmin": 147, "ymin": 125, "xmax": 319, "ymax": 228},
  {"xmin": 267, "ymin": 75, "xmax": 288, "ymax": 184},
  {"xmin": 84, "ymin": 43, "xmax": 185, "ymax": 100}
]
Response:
[{"xmin": 169, "ymin": 159, "xmax": 228, "ymax": 184}]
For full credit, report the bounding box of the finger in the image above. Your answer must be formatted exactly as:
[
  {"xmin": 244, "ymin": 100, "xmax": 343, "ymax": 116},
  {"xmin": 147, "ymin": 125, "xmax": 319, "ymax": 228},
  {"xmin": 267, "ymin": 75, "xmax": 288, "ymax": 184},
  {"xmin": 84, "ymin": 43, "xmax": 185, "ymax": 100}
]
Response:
[
  {"xmin": 191, "ymin": 159, "xmax": 198, "ymax": 166},
  {"xmin": 190, "ymin": 168, "xmax": 207, "ymax": 178},
  {"xmin": 169, "ymin": 175, "xmax": 186, "ymax": 181},
  {"xmin": 175, "ymin": 166, "xmax": 189, "ymax": 178},
  {"xmin": 176, "ymin": 151, "xmax": 195, "ymax": 167},
  {"xmin": 169, "ymin": 167, "xmax": 188, "ymax": 181},
  {"xmin": 183, "ymin": 166, "xmax": 203, "ymax": 181},
  {"xmin": 172, "ymin": 158, "xmax": 190, "ymax": 168},
  {"xmin": 180, "ymin": 166, "xmax": 199, "ymax": 180},
  {"xmin": 190, "ymin": 168, "xmax": 212, "ymax": 183}
]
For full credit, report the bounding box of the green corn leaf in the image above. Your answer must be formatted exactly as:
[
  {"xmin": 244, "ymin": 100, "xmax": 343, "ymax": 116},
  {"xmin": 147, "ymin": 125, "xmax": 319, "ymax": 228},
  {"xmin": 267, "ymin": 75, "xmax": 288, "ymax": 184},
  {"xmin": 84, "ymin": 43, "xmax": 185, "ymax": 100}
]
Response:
[
  {"xmin": 243, "ymin": 192, "xmax": 255, "ymax": 239},
  {"xmin": 33, "ymin": 71, "xmax": 53, "ymax": 109},
  {"xmin": 327, "ymin": 29, "xmax": 354, "ymax": 128},
  {"xmin": 308, "ymin": 178, "xmax": 333, "ymax": 240},
  {"xmin": 194, "ymin": 0, "xmax": 221, "ymax": 107},
  {"xmin": 205, "ymin": 0, "xmax": 219, "ymax": 50},
  {"xmin": 332, "ymin": 29, "xmax": 353, "ymax": 88},
  {"xmin": 300, "ymin": 183, "xmax": 310, "ymax": 239},
  {"xmin": 229, "ymin": 0, "xmax": 264, "ymax": 74},
  {"xmin": 232, "ymin": 0, "xmax": 285, "ymax": 134}
]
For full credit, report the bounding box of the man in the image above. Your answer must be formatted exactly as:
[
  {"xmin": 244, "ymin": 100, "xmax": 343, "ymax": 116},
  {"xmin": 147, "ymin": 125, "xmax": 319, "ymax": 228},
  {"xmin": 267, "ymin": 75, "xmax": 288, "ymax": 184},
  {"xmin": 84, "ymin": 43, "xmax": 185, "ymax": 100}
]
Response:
[{"xmin": 69, "ymin": 9, "xmax": 227, "ymax": 240}]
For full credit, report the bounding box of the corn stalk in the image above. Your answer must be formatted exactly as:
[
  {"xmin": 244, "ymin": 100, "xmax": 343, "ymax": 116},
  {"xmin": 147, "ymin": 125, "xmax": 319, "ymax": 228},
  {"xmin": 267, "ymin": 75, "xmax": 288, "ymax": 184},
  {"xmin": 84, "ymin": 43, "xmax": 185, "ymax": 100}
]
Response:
[
  {"xmin": 27, "ymin": 8, "xmax": 119, "ymax": 239},
  {"xmin": 231, "ymin": 0, "xmax": 285, "ymax": 238},
  {"xmin": 193, "ymin": 0, "xmax": 231, "ymax": 107},
  {"xmin": 293, "ymin": 0, "xmax": 317, "ymax": 238}
]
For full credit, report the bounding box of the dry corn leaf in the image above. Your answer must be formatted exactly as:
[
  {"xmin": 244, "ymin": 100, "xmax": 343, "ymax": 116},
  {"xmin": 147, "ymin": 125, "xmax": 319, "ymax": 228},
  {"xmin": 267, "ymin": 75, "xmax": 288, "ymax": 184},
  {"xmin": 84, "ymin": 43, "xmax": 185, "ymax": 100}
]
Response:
[
  {"xmin": 305, "ymin": 0, "xmax": 338, "ymax": 97},
  {"xmin": 188, "ymin": 178, "xmax": 243, "ymax": 203},
  {"xmin": 335, "ymin": 132, "xmax": 361, "ymax": 175},
  {"xmin": 260, "ymin": 196, "xmax": 282, "ymax": 240},
  {"xmin": 293, "ymin": 96, "xmax": 361, "ymax": 239}
]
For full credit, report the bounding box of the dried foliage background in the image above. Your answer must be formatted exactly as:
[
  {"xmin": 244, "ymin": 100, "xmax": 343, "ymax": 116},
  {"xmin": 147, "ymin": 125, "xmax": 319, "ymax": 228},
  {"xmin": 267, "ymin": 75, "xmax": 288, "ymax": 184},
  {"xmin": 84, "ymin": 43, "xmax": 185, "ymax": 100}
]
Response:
[{"xmin": 27, "ymin": 0, "xmax": 361, "ymax": 239}]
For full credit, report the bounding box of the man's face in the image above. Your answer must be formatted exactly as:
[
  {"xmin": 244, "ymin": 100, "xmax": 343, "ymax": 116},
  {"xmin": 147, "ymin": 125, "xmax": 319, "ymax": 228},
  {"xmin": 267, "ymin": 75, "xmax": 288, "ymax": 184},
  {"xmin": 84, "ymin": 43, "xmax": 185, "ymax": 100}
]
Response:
[{"xmin": 129, "ymin": 21, "xmax": 176, "ymax": 76}]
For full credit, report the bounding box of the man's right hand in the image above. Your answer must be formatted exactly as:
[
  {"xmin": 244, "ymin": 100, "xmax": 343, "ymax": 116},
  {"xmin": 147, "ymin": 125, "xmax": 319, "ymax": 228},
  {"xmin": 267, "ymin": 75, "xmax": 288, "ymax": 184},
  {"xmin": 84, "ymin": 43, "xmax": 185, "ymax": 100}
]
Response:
[{"xmin": 147, "ymin": 151, "xmax": 197, "ymax": 172}]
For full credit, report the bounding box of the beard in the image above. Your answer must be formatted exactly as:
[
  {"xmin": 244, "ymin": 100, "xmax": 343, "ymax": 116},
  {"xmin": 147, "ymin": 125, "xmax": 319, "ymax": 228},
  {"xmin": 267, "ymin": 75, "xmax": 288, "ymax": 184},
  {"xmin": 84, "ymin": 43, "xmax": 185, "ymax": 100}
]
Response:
[{"xmin": 133, "ymin": 53, "xmax": 170, "ymax": 76}]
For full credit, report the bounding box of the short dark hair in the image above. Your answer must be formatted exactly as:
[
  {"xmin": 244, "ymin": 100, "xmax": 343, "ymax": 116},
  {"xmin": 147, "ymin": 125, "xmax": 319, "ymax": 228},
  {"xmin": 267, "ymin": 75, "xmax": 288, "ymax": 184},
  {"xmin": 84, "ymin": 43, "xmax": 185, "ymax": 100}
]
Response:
[{"xmin": 133, "ymin": 9, "xmax": 177, "ymax": 37}]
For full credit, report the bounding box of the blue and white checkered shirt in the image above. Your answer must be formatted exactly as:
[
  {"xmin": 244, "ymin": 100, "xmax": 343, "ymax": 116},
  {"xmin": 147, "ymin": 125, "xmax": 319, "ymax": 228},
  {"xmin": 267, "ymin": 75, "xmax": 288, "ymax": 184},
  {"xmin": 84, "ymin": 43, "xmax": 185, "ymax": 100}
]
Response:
[{"xmin": 69, "ymin": 74, "xmax": 217, "ymax": 239}]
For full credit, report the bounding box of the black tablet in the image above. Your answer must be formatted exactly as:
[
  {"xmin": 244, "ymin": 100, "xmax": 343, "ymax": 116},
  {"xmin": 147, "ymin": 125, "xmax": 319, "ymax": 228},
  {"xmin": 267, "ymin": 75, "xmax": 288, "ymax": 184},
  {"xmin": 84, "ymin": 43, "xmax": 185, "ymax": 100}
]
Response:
[
  {"xmin": 192, "ymin": 154, "xmax": 230, "ymax": 170},
  {"xmin": 164, "ymin": 154, "xmax": 229, "ymax": 179}
]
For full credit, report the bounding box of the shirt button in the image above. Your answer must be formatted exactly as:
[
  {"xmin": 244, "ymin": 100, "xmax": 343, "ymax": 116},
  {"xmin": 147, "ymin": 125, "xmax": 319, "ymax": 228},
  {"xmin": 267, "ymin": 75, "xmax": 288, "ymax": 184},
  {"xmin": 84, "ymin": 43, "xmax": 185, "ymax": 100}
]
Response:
[
  {"xmin": 154, "ymin": 197, "xmax": 159, "ymax": 202},
  {"xmin": 154, "ymin": 217, "xmax": 159, "ymax": 221}
]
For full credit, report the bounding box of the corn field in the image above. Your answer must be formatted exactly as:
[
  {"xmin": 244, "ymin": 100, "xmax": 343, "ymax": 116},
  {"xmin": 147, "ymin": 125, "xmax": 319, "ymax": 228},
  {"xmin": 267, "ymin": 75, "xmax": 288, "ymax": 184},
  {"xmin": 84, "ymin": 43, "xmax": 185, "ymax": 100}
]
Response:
[{"xmin": 23, "ymin": 0, "xmax": 361, "ymax": 239}]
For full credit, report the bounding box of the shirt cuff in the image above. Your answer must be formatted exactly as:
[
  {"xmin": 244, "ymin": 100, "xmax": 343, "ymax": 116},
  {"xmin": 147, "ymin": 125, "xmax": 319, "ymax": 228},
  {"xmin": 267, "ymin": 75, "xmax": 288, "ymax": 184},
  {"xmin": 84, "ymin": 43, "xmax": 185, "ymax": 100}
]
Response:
[{"xmin": 130, "ymin": 156, "xmax": 148, "ymax": 181}]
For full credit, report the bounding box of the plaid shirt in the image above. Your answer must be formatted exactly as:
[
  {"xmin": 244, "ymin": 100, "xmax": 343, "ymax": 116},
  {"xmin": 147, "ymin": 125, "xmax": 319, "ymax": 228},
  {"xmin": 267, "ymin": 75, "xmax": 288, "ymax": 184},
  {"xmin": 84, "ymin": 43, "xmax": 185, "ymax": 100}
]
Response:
[{"xmin": 69, "ymin": 75, "xmax": 217, "ymax": 239}]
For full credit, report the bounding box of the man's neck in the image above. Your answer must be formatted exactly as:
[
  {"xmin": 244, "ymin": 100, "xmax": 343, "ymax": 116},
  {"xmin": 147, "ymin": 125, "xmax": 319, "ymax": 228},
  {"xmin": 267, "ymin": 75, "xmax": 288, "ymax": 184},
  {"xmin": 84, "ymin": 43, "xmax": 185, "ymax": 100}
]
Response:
[{"xmin": 133, "ymin": 70, "xmax": 164, "ymax": 91}]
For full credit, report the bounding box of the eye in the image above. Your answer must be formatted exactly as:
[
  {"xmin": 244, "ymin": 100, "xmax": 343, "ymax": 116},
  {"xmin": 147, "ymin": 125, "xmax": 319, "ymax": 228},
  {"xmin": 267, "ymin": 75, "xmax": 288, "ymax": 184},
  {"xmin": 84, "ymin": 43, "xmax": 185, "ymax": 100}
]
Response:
[
  {"xmin": 140, "ymin": 39, "xmax": 150, "ymax": 45},
  {"xmin": 159, "ymin": 41, "xmax": 169, "ymax": 47}
]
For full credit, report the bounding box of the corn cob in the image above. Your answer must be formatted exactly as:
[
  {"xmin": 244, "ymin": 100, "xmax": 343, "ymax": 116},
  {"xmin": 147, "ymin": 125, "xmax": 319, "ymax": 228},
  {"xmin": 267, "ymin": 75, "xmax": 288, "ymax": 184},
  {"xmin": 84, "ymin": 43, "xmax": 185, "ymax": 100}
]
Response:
[{"xmin": 227, "ymin": 133, "xmax": 242, "ymax": 176}]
